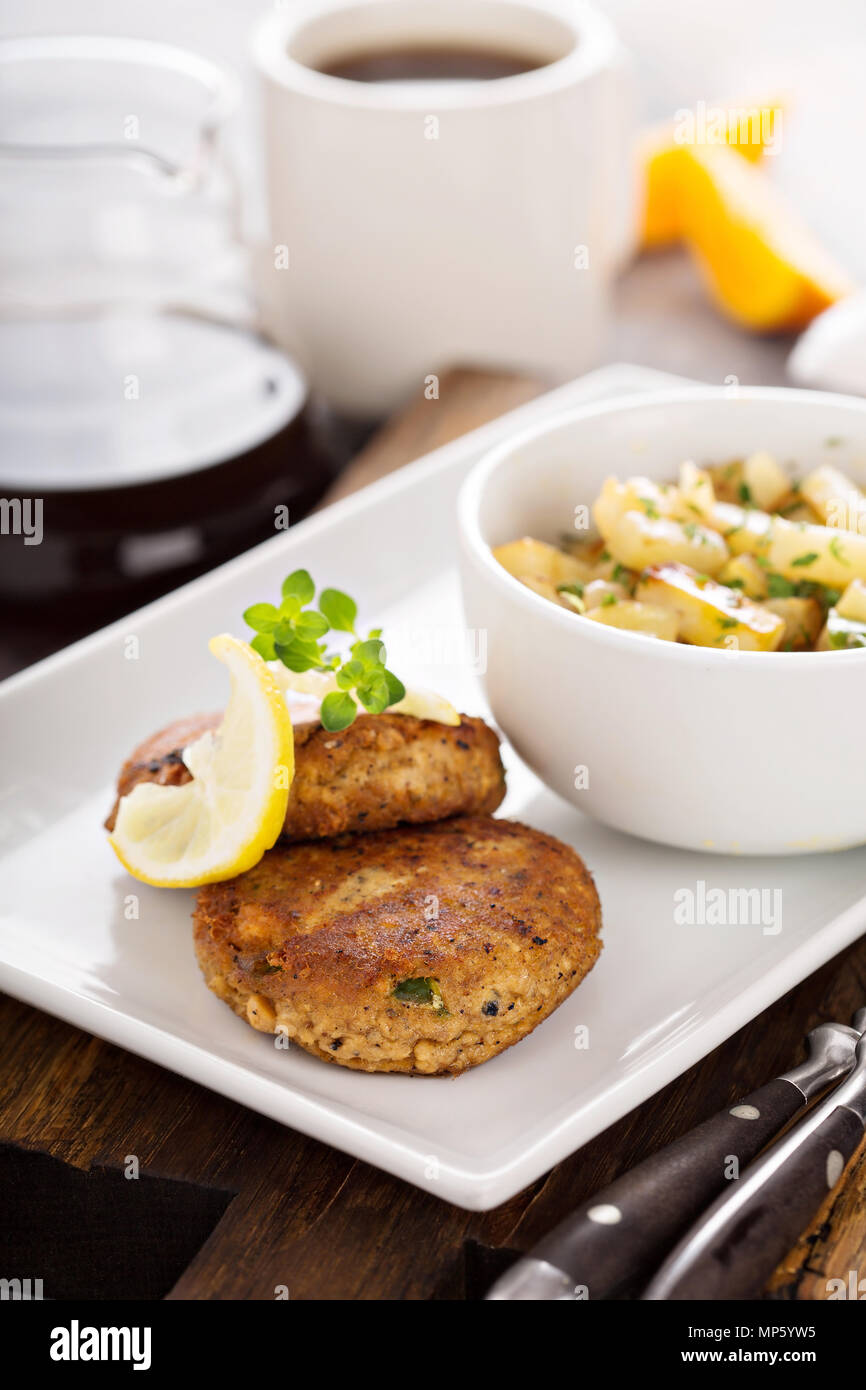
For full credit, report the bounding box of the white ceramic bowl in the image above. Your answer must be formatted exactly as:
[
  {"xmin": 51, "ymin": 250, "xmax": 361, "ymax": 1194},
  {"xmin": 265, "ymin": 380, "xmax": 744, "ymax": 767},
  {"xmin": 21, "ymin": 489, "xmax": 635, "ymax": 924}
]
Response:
[{"xmin": 458, "ymin": 386, "xmax": 866, "ymax": 855}]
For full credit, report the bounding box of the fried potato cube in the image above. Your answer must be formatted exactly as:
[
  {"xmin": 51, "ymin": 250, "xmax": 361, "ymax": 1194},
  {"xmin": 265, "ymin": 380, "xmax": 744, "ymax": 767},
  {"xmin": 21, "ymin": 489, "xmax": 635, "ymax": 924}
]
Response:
[
  {"xmin": 800, "ymin": 464, "xmax": 866, "ymax": 529},
  {"xmin": 762, "ymin": 596, "xmax": 823, "ymax": 650},
  {"xmin": 585, "ymin": 598, "xmax": 679, "ymax": 641},
  {"xmin": 606, "ymin": 510, "xmax": 729, "ymax": 575},
  {"xmin": 559, "ymin": 536, "xmax": 606, "ymax": 564},
  {"xmin": 592, "ymin": 476, "xmax": 679, "ymax": 541},
  {"xmin": 718, "ymin": 553, "xmax": 769, "ymax": 599},
  {"xmin": 636, "ymin": 562, "xmax": 786, "ymax": 650},
  {"xmin": 775, "ymin": 500, "xmax": 821, "ymax": 523},
  {"xmin": 742, "ymin": 450, "xmax": 790, "ymax": 512},
  {"xmin": 518, "ymin": 576, "xmax": 576, "ymax": 609},
  {"xmin": 707, "ymin": 459, "xmax": 746, "ymax": 503},
  {"xmin": 676, "ymin": 461, "xmax": 717, "ymax": 521},
  {"xmin": 493, "ymin": 538, "xmax": 592, "ymax": 589},
  {"xmin": 766, "ymin": 517, "xmax": 866, "ymax": 587},
  {"xmin": 589, "ymin": 556, "xmax": 639, "ymax": 585},
  {"xmin": 560, "ymin": 538, "xmax": 638, "ymax": 587},
  {"xmin": 836, "ymin": 577, "xmax": 866, "ymax": 623},
  {"xmin": 706, "ymin": 501, "xmax": 773, "ymax": 555},
  {"xmin": 583, "ymin": 579, "xmax": 631, "ymax": 609}
]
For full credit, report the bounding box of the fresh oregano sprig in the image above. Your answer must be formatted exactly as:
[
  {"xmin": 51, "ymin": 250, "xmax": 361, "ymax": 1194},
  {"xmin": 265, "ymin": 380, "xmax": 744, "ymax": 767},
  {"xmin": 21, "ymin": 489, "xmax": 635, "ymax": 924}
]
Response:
[{"xmin": 243, "ymin": 570, "xmax": 405, "ymax": 732}]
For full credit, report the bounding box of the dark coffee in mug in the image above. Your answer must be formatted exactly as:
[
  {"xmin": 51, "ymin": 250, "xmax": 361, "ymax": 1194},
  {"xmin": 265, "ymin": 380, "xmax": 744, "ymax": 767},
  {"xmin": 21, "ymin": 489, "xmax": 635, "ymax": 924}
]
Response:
[{"xmin": 315, "ymin": 44, "xmax": 552, "ymax": 82}]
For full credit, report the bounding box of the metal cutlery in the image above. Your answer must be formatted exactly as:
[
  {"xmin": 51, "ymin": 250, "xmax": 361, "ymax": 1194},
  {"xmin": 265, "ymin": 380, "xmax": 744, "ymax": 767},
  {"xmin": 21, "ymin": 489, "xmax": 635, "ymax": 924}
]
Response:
[
  {"xmin": 486, "ymin": 1011, "xmax": 866, "ymax": 1301},
  {"xmin": 643, "ymin": 1017, "xmax": 866, "ymax": 1300}
]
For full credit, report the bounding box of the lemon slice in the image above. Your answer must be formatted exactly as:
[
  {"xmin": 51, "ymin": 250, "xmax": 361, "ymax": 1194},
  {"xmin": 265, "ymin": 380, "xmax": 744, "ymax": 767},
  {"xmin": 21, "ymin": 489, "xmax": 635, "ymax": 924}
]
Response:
[
  {"xmin": 269, "ymin": 665, "xmax": 460, "ymax": 726},
  {"xmin": 110, "ymin": 635, "xmax": 294, "ymax": 887},
  {"xmin": 387, "ymin": 686, "xmax": 460, "ymax": 725}
]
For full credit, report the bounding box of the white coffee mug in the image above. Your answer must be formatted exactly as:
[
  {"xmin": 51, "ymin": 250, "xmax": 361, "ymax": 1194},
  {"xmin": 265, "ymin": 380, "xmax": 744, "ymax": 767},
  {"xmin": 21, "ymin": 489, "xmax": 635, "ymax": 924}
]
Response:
[{"xmin": 253, "ymin": 0, "xmax": 635, "ymax": 416}]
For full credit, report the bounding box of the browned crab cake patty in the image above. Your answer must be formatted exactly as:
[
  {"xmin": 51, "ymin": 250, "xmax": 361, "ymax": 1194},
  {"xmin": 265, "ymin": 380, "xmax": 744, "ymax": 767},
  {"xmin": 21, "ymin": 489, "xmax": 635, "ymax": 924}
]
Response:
[
  {"xmin": 105, "ymin": 708, "xmax": 506, "ymax": 842},
  {"xmin": 193, "ymin": 815, "xmax": 602, "ymax": 1075}
]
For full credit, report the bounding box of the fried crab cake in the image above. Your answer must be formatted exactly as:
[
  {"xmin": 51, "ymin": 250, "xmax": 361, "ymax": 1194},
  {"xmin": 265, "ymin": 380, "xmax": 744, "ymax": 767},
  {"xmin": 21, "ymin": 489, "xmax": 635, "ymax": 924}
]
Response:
[
  {"xmin": 106, "ymin": 708, "xmax": 506, "ymax": 842},
  {"xmin": 193, "ymin": 815, "xmax": 602, "ymax": 1075}
]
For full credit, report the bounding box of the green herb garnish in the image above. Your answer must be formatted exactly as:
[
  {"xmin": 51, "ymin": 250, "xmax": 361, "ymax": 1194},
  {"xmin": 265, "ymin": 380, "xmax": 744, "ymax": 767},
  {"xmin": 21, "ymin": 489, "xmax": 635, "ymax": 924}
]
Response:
[
  {"xmin": 826, "ymin": 613, "xmax": 866, "ymax": 649},
  {"xmin": 557, "ymin": 581, "xmax": 586, "ymax": 613},
  {"xmin": 392, "ymin": 977, "xmax": 448, "ymax": 1012},
  {"xmin": 738, "ymin": 482, "xmax": 754, "ymax": 505},
  {"xmin": 790, "ymin": 552, "xmax": 819, "ymax": 568},
  {"xmin": 766, "ymin": 574, "xmax": 840, "ymax": 607},
  {"xmin": 243, "ymin": 569, "xmax": 405, "ymax": 732},
  {"xmin": 829, "ymin": 536, "xmax": 850, "ymax": 566},
  {"xmin": 601, "ymin": 591, "xmax": 618, "ymax": 607},
  {"xmin": 767, "ymin": 573, "xmax": 796, "ymax": 597}
]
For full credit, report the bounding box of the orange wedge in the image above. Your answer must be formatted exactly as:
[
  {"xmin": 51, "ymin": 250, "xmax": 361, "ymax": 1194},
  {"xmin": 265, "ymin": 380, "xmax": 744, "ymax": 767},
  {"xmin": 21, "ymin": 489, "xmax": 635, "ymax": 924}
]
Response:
[
  {"xmin": 675, "ymin": 143, "xmax": 852, "ymax": 331},
  {"xmin": 640, "ymin": 100, "xmax": 781, "ymax": 250}
]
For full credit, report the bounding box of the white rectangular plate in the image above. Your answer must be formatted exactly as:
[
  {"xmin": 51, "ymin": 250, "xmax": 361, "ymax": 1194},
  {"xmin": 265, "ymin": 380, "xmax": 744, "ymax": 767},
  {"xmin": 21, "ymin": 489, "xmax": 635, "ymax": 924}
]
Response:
[{"xmin": 3, "ymin": 363, "xmax": 866, "ymax": 1211}]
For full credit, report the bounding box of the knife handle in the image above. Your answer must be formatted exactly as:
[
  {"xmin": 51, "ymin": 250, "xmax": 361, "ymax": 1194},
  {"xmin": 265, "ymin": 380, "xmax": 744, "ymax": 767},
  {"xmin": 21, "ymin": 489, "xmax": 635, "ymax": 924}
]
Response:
[
  {"xmin": 531, "ymin": 1077, "xmax": 803, "ymax": 1300},
  {"xmin": 643, "ymin": 1104, "xmax": 864, "ymax": 1301}
]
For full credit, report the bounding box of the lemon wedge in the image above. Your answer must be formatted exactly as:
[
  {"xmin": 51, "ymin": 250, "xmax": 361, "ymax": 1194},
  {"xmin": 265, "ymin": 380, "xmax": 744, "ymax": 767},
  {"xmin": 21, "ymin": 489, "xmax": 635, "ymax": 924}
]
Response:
[
  {"xmin": 270, "ymin": 665, "xmax": 460, "ymax": 727},
  {"xmin": 387, "ymin": 686, "xmax": 461, "ymax": 725},
  {"xmin": 110, "ymin": 635, "xmax": 294, "ymax": 887}
]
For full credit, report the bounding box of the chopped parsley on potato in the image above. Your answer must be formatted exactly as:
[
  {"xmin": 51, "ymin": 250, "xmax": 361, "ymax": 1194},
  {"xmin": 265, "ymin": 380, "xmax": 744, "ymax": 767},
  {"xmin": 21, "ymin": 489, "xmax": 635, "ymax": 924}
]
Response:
[{"xmin": 493, "ymin": 454, "xmax": 866, "ymax": 651}]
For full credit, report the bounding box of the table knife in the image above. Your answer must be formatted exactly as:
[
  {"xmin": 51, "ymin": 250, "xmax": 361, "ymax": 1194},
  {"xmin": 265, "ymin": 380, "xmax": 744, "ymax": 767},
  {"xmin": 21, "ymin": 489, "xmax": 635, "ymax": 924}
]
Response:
[
  {"xmin": 643, "ymin": 1026, "xmax": 866, "ymax": 1300},
  {"xmin": 486, "ymin": 1012, "xmax": 865, "ymax": 1301}
]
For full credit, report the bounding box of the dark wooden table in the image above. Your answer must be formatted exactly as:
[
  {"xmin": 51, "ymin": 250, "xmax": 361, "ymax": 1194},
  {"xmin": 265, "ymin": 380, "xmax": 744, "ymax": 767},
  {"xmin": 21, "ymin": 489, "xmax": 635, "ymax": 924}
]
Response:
[{"xmin": 3, "ymin": 369, "xmax": 865, "ymax": 1300}]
